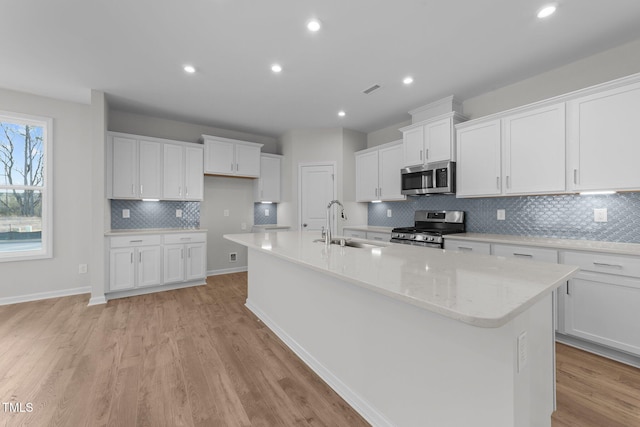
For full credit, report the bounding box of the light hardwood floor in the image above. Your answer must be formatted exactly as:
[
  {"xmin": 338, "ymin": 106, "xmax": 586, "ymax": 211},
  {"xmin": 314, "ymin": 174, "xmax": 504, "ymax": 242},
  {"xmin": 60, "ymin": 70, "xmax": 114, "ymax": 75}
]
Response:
[{"xmin": 1, "ymin": 273, "xmax": 639, "ymax": 426}]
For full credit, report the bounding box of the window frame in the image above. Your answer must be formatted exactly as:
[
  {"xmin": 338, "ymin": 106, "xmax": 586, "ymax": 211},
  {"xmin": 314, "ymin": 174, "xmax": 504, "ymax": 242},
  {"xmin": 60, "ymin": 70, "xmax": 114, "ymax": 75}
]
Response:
[{"xmin": 0, "ymin": 110, "xmax": 53, "ymax": 262}]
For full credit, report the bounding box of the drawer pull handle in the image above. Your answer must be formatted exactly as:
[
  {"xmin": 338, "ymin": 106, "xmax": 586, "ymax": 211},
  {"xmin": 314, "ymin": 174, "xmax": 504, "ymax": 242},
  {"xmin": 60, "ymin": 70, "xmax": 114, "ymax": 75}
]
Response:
[
  {"xmin": 458, "ymin": 246, "xmax": 472, "ymax": 251},
  {"xmin": 180, "ymin": 238, "xmax": 192, "ymax": 241},
  {"xmin": 129, "ymin": 240, "xmax": 143, "ymax": 243},
  {"xmin": 513, "ymin": 253, "xmax": 533, "ymax": 258},
  {"xmin": 593, "ymin": 262, "xmax": 623, "ymax": 269}
]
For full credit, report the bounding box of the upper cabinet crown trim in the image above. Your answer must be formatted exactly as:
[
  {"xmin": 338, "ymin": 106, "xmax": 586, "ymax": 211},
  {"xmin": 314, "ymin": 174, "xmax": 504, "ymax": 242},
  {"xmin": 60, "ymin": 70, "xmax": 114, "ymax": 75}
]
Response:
[
  {"xmin": 456, "ymin": 71, "xmax": 640, "ymax": 129},
  {"xmin": 199, "ymin": 134, "xmax": 264, "ymax": 148},
  {"xmin": 399, "ymin": 112, "xmax": 467, "ymax": 132},
  {"xmin": 108, "ymin": 131, "xmax": 202, "ymax": 147}
]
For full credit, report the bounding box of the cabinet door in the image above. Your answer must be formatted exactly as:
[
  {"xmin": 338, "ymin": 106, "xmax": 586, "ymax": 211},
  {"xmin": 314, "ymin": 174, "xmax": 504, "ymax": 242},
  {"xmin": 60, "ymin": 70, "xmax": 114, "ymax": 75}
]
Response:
[
  {"xmin": 204, "ymin": 139, "xmax": 235, "ymax": 175},
  {"xmin": 258, "ymin": 155, "xmax": 281, "ymax": 202},
  {"xmin": 378, "ymin": 144, "xmax": 405, "ymax": 201},
  {"xmin": 355, "ymin": 150, "xmax": 379, "ymax": 202},
  {"xmin": 163, "ymin": 144, "xmax": 184, "ymax": 199},
  {"xmin": 185, "ymin": 243, "xmax": 207, "ymax": 281},
  {"xmin": 402, "ymin": 126, "xmax": 425, "ymax": 167},
  {"xmin": 137, "ymin": 246, "xmax": 162, "ymax": 288},
  {"xmin": 138, "ymin": 140, "xmax": 162, "ymax": 199},
  {"xmin": 184, "ymin": 146, "xmax": 203, "ymax": 201},
  {"xmin": 109, "ymin": 248, "xmax": 135, "ymax": 291},
  {"xmin": 163, "ymin": 244, "xmax": 185, "ymax": 284},
  {"xmin": 568, "ymin": 81, "xmax": 640, "ymax": 191},
  {"xmin": 235, "ymin": 144, "xmax": 261, "ymax": 177},
  {"xmin": 565, "ymin": 274, "xmax": 640, "ymax": 356},
  {"xmin": 112, "ymin": 136, "xmax": 138, "ymax": 198},
  {"xmin": 425, "ymin": 117, "xmax": 453, "ymax": 162},
  {"xmin": 456, "ymin": 121, "xmax": 502, "ymax": 197},
  {"xmin": 503, "ymin": 104, "xmax": 565, "ymax": 194}
]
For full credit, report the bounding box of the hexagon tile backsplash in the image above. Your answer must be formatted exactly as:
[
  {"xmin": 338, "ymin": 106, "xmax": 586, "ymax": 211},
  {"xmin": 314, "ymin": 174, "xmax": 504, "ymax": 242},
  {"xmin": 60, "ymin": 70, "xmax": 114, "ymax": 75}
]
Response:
[{"xmin": 368, "ymin": 192, "xmax": 640, "ymax": 243}]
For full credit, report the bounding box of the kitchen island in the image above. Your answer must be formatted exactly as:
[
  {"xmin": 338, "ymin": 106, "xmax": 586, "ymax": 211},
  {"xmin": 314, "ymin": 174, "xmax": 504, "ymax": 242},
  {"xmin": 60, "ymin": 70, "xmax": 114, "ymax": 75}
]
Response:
[{"xmin": 224, "ymin": 231, "xmax": 578, "ymax": 427}]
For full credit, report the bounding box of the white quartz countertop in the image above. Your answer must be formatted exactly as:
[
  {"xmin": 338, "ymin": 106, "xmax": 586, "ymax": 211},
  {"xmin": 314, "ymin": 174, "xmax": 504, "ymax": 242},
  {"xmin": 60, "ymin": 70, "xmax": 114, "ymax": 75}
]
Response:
[
  {"xmin": 105, "ymin": 228, "xmax": 206, "ymax": 236},
  {"xmin": 445, "ymin": 233, "xmax": 640, "ymax": 256},
  {"xmin": 224, "ymin": 231, "xmax": 578, "ymax": 328}
]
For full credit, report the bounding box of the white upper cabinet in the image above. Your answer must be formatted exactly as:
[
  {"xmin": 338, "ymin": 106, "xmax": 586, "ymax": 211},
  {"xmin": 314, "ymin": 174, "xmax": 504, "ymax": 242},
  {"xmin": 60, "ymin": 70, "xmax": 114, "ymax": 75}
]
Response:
[
  {"xmin": 567, "ymin": 80, "xmax": 640, "ymax": 192},
  {"xmin": 456, "ymin": 120, "xmax": 502, "ymax": 197},
  {"xmin": 163, "ymin": 143, "xmax": 203, "ymax": 201},
  {"xmin": 255, "ymin": 153, "xmax": 282, "ymax": 202},
  {"xmin": 456, "ymin": 103, "xmax": 566, "ymax": 198},
  {"xmin": 110, "ymin": 135, "xmax": 162, "ymax": 199},
  {"xmin": 502, "ymin": 103, "xmax": 566, "ymax": 195},
  {"xmin": 355, "ymin": 141, "xmax": 405, "ymax": 202},
  {"xmin": 400, "ymin": 113, "xmax": 465, "ymax": 167},
  {"xmin": 202, "ymin": 135, "xmax": 263, "ymax": 178}
]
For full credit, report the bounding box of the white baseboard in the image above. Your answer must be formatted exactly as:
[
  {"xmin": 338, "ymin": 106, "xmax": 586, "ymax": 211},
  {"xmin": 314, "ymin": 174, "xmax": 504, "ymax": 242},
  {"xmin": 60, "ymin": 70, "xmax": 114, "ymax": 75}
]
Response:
[
  {"xmin": 88, "ymin": 295, "xmax": 107, "ymax": 306},
  {"xmin": 0, "ymin": 286, "xmax": 91, "ymax": 306},
  {"xmin": 105, "ymin": 279, "xmax": 206, "ymax": 301},
  {"xmin": 207, "ymin": 266, "xmax": 247, "ymax": 276},
  {"xmin": 245, "ymin": 300, "xmax": 393, "ymax": 427}
]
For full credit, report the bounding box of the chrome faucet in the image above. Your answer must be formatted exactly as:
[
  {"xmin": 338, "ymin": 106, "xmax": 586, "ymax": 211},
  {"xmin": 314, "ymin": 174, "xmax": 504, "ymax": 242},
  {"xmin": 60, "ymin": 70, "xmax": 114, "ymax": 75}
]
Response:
[{"xmin": 324, "ymin": 200, "xmax": 347, "ymax": 246}]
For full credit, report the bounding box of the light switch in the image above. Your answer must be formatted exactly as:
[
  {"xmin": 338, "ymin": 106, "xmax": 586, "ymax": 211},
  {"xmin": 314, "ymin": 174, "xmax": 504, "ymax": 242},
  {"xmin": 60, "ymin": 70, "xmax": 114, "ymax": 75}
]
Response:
[
  {"xmin": 122, "ymin": 209, "xmax": 130, "ymax": 219},
  {"xmin": 176, "ymin": 209, "xmax": 183, "ymax": 218},
  {"xmin": 224, "ymin": 209, "xmax": 229, "ymax": 217},
  {"xmin": 265, "ymin": 209, "xmax": 270, "ymax": 216},
  {"xmin": 387, "ymin": 209, "xmax": 392, "ymax": 218}
]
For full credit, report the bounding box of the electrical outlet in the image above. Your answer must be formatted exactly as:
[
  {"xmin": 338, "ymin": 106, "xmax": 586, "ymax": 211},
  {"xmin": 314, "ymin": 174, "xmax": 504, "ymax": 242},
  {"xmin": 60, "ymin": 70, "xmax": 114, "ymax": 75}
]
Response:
[
  {"xmin": 594, "ymin": 208, "xmax": 607, "ymax": 222},
  {"xmin": 265, "ymin": 209, "xmax": 269, "ymax": 216},
  {"xmin": 176, "ymin": 209, "xmax": 183, "ymax": 218},
  {"xmin": 122, "ymin": 209, "xmax": 130, "ymax": 219},
  {"xmin": 223, "ymin": 209, "xmax": 229, "ymax": 217},
  {"xmin": 229, "ymin": 252, "xmax": 237, "ymax": 262},
  {"xmin": 387, "ymin": 209, "xmax": 392, "ymax": 218},
  {"xmin": 78, "ymin": 264, "xmax": 88, "ymax": 274},
  {"xmin": 517, "ymin": 332, "xmax": 528, "ymax": 372},
  {"xmin": 497, "ymin": 209, "xmax": 506, "ymax": 220}
]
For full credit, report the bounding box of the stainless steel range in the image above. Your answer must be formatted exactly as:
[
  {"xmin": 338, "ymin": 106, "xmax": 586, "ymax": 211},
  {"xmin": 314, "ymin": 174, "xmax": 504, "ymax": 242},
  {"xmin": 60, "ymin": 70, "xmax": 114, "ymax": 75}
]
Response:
[{"xmin": 391, "ymin": 210, "xmax": 465, "ymax": 248}]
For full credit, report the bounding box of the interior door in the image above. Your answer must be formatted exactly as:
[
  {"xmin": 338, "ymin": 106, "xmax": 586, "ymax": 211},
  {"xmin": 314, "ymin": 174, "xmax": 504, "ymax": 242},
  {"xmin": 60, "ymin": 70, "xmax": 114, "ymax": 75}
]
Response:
[{"xmin": 299, "ymin": 164, "xmax": 335, "ymax": 232}]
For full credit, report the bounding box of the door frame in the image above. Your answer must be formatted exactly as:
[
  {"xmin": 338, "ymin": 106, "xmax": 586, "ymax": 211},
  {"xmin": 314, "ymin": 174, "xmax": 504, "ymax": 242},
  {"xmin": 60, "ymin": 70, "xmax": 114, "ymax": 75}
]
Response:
[{"xmin": 297, "ymin": 161, "xmax": 337, "ymax": 232}]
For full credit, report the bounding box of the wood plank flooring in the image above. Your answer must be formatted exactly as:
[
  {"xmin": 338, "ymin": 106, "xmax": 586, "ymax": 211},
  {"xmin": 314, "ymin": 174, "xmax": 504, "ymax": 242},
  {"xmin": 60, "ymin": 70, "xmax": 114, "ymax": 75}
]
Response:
[{"xmin": 1, "ymin": 273, "xmax": 639, "ymax": 426}]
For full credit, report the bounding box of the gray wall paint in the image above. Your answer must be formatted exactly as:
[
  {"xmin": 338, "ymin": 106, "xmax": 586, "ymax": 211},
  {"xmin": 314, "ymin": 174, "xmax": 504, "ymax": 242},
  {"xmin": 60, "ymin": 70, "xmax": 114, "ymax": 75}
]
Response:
[
  {"xmin": 366, "ymin": 119, "xmax": 410, "ymax": 148},
  {"xmin": 200, "ymin": 176, "xmax": 254, "ymax": 273},
  {"xmin": 0, "ymin": 88, "xmax": 93, "ymax": 301}
]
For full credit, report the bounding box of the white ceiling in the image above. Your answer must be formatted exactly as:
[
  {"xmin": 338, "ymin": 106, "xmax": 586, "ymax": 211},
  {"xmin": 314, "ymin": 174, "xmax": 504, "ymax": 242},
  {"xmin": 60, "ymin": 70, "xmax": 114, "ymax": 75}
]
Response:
[{"xmin": 3, "ymin": 0, "xmax": 640, "ymax": 138}]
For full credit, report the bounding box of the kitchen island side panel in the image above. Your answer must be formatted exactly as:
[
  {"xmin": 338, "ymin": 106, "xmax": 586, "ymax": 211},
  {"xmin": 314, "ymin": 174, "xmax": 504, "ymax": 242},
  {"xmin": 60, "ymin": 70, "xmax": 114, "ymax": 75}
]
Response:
[{"xmin": 245, "ymin": 248, "xmax": 554, "ymax": 427}]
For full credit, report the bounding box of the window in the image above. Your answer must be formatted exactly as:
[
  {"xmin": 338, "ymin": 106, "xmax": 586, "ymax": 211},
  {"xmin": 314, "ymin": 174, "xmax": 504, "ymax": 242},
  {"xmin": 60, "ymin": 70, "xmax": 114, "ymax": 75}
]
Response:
[{"xmin": 0, "ymin": 111, "xmax": 52, "ymax": 261}]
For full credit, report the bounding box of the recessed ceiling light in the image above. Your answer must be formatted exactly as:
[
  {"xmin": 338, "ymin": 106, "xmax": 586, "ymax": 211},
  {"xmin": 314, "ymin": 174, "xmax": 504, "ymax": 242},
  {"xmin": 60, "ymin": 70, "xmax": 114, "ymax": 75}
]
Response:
[
  {"xmin": 338, "ymin": 110, "xmax": 346, "ymax": 117},
  {"xmin": 183, "ymin": 65, "xmax": 196, "ymax": 73},
  {"xmin": 307, "ymin": 19, "xmax": 321, "ymax": 32},
  {"xmin": 271, "ymin": 64, "xmax": 282, "ymax": 73},
  {"xmin": 403, "ymin": 76, "xmax": 414, "ymax": 85},
  {"xmin": 537, "ymin": 4, "xmax": 557, "ymax": 18}
]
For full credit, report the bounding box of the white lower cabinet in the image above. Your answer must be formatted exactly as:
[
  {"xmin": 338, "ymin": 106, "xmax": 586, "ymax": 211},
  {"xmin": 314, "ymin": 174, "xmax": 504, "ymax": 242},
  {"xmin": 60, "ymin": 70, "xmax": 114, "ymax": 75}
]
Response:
[
  {"xmin": 491, "ymin": 244, "xmax": 558, "ymax": 263},
  {"xmin": 561, "ymin": 250, "xmax": 640, "ymax": 356},
  {"xmin": 163, "ymin": 233, "xmax": 207, "ymax": 284},
  {"xmin": 109, "ymin": 235, "xmax": 162, "ymax": 291},
  {"xmin": 343, "ymin": 229, "xmax": 366, "ymax": 239},
  {"xmin": 443, "ymin": 239, "xmax": 491, "ymax": 255},
  {"xmin": 366, "ymin": 231, "xmax": 391, "ymax": 242}
]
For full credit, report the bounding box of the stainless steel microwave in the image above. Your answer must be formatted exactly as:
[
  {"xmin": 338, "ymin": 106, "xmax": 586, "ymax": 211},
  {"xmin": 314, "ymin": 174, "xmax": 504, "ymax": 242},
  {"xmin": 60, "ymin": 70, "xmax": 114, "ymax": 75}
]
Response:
[{"xmin": 401, "ymin": 161, "xmax": 456, "ymax": 195}]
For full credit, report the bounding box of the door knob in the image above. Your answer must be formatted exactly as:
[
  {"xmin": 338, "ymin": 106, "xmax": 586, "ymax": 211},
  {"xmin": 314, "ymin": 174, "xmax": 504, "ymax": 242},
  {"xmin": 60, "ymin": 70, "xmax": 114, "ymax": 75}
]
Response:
[{"xmin": 303, "ymin": 223, "xmax": 308, "ymax": 227}]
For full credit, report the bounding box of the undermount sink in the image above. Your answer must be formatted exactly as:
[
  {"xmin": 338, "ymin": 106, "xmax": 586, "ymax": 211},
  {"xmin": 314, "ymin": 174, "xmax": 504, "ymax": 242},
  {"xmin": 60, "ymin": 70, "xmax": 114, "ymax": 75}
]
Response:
[{"xmin": 313, "ymin": 238, "xmax": 384, "ymax": 249}]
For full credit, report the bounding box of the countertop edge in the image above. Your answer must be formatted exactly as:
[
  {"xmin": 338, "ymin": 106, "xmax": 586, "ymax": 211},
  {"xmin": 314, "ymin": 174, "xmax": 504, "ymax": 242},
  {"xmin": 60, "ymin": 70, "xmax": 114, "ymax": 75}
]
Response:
[
  {"xmin": 105, "ymin": 228, "xmax": 207, "ymax": 236},
  {"xmin": 444, "ymin": 233, "xmax": 640, "ymax": 256}
]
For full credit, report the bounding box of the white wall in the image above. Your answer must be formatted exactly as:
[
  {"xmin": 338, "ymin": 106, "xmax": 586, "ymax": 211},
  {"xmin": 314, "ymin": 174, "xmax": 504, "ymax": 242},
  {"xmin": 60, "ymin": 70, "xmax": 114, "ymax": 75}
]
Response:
[
  {"xmin": 0, "ymin": 88, "xmax": 94, "ymax": 303},
  {"xmin": 278, "ymin": 128, "xmax": 367, "ymax": 232},
  {"xmin": 366, "ymin": 119, "xmax": 410, "ymax": 148},
  {"xmin": 463, "ymin": 38, "xmax": 640, "ymax": 119}
]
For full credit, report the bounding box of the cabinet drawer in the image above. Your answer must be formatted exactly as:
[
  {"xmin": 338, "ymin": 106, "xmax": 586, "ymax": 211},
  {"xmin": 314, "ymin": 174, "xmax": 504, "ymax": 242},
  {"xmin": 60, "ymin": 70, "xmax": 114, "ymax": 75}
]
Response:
[
  {"xmin": 163, "ymin": 232, "xmax": 207, "ymax": 245},
  {"xmin": 343, "ymin": 229, "xmax": 366, "ymax": 239},
  {"xmin": 561, "ymin": 251, "xmax": 640, "ymax": 278},
  {"xmin": 110, "ymin": 234, "xmax": 161, "ymax": 248},
  {"xmin": 366, "ymin": 231, "xmax": 390, "ymax": 242},
  {"xmin": 443, "ymin": 240, "xmax": 491, "ymax": 255},
  {"xmin": 492, "ymin": 244, "xmax": 558, "ymax": 263}
]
